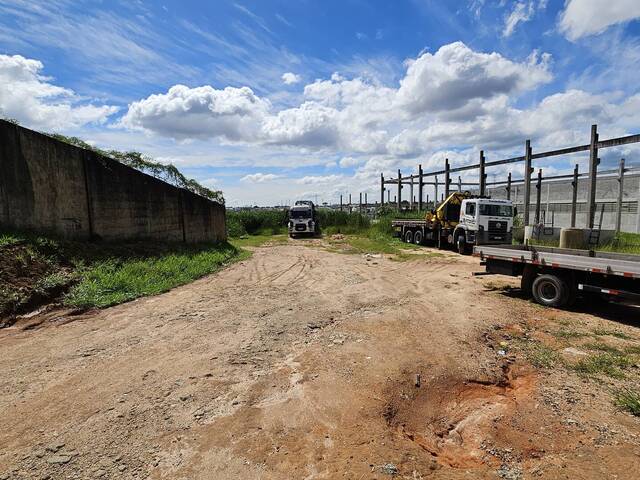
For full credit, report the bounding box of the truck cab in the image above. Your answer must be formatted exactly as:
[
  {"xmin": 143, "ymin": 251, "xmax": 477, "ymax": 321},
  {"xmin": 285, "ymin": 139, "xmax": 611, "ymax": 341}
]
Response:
[
  {"xmin": 455, "ymin": 198, "xmax": 513, "ymax": 252},
  {"xmin": 288, "ymin": 201, "xmax": 318, "ymax": 237}
]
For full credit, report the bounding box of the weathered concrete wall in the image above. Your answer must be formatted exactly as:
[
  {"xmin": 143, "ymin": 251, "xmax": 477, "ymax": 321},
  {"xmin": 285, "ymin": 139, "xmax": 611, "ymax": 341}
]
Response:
[{"xmin": 0, "ymin": 120, "xmax": 226, "ymax": 243}]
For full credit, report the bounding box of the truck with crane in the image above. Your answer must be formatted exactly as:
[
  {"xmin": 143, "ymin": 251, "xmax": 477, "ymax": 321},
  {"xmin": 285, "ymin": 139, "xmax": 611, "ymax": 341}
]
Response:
[{"xmin": 391, "ymin": 192, "xmax": 514, "ymax": 254}]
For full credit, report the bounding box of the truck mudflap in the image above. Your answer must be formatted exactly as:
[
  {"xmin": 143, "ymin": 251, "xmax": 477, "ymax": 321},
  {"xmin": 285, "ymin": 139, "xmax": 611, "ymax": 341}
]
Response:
[{"xmin": 578, "ymin": 284, "xmax": 640, "ymax": 302}]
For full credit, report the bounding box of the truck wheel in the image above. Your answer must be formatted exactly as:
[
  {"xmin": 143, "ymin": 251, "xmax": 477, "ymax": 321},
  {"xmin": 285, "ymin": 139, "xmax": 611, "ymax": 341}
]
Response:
[
  {"xmin": 404, "ymin": 230, "xmax": 414, "ymax": 243},
  {"xmin": 532, "ymin": 274, "xmax": 569, "ymax": 308},
  {"xmin": 456, "ymin": 234, "xmax": 467, "ymax": 255},
  {"xmin": 414, "ymin": 230, "xmax": 423, "ymax": 245}
]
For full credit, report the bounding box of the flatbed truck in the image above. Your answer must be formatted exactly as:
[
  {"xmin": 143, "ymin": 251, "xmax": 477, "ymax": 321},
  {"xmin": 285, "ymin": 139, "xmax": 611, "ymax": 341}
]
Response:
[
  {"xmin": 392, "ymin": 192, "xmax": 514, "ymax": 254},
  {"xmin": 473, "ymin": 244, "xmax": 640, "ymax": 308}
]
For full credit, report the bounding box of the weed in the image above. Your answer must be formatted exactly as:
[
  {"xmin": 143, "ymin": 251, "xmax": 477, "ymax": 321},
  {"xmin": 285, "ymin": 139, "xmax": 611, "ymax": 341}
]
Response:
[
  {"xmin": 230, "ymin": 234, "xmax": 288, "ymax": 248},
  {"xmin": 592, "ymin": 328, "xmax": 633, "ymax": 340},
  {"xmin": 64, "ymin": 242, "xmax": 246, "ymax": 309},
  {"xmin": 521, "ymin": 341, "xmax": 560, "ymax": 368},
  {"xmin": 552, "ymin": 328, "xmax": 587, "ymax": 340},
  {"xmin": 583, "ymin": 342, "xmax": 623, "ymax": 355},
  {"xmin": 614, "ymin": 389, "xmax": 640, "ymax": 416},
  {"xmin": 572, "ymin": 353, "xmax": 633, "ymax": 379}
]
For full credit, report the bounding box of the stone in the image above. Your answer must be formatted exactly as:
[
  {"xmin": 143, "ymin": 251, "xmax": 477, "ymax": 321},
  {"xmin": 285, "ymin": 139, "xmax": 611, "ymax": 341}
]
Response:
[{"xmin": 47, "ymin": 454, "xmax": 71, "ymax": 464}]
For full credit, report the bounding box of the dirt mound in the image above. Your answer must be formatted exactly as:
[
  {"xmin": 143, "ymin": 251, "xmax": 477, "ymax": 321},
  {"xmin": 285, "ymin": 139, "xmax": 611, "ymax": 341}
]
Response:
[{"xmin": 384, "ymin": 364, "xmax": 544, "ymax": 470}]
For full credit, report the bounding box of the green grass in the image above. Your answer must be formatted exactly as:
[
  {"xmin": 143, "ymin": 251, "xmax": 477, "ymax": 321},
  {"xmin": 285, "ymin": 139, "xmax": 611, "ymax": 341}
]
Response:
[
  {"xmin": 598, "ymin": 232, "xmax": 640, "ymax": 255},
  {"xmin": 592, "ymin": 328, "xmax": 633, "ymax": 340},
  {"xmin": 64, "ymin": 242, "xmax": 247, "ymax": 309},
  {"xmin": 1, "ymin": 230, "xmax": 247, "ymax": 317},
  {"xmin": 520, "ymin": 340, "xmax": 560, "ymax": 368},
  {"xmin": 615, "ymin": 389, "xmax": 640, "ymax": 416},
  {"xmin": 572, "ymin": 352, "xmax": 634, "ymax": 379}
]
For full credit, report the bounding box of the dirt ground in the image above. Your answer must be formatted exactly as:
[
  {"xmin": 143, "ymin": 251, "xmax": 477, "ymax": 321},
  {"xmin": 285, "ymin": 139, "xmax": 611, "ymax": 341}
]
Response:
[{"xmin": 1, "ymin": 240, "xmax": 639, "ymax": 480}]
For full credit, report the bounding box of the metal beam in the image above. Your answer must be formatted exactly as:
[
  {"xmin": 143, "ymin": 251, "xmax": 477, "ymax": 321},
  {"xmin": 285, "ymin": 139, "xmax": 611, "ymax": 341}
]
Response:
[
  {"xmin": 586, "ymin": 124, "xmax": 599, "ymax": 229},
  {"xmin": 523, "ymin": 140, "xmax": 532, "ymax": 226},
  {"xmin": 616, "ymin": 158, "xmax": 625, "ymax": 233},
  {"xmin": 380, "ymin": 174, "xmax": 385, "ymax": 206},
  {"xmin": 444, "ymin": 158, "xmax": 451, "ymax": 198},
  {"xmin": 397, "ymin": 169, "xmax": 402, "ymax": 210},
  {"xmin": 534, "ymin": 168, "xmax": 542, "ymax": 224},
  {"xmin": 479, "ymin": 151, "xmax": 486, "ymax": 197},
  {"xmin": 571, "ymin": 164, "xmax": 578, "ymax": 228},
  {"xmin": 418, "ymin": 164, "xmax": 423, "ymax": 211}
]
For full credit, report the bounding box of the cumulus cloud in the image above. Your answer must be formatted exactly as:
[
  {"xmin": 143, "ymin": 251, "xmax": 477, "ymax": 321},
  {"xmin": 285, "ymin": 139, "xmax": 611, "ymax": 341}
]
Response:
[
  {"xmin": 240, "ymin": 172, "xmax": 281, "ymax": 183},
  {"xmin": 281, "ymin": 72, "xmax": 301, "ymax": 84},
  {"xmin": 120, "ymin": 84, "xmax": 270, "ymax": 141},
  {"xmin": 559, "ymin": 0, "xmax": 640, "ymax": 41},
  {"xmin": 0, "ymin": 54, "xmax": 118, "ymax": 130},
  {"xmin": 395, "ymin": 42, "xmax": 552, "ymax": 116}
]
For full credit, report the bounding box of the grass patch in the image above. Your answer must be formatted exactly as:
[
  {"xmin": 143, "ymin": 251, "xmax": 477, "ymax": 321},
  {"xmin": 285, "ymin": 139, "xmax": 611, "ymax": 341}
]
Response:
[
  {"xmin": 521, "ymin": 341, "xmax": 560, "ymax": 368},
  {"xmin": 592, "ymin": 328, "xmax": 633, "ymax": 340},
  {"xmin": 552, "ymin": 328, "xmax": 588, "ymax": 340},
  {"xmin": 64, "ymin": 242, "xmax": 247, "ymax": 309},
  {"xmin": 615, "ymin": 389, "xmax": 640, "ymax": 416},
  {"xmin": 583, "ymin": 342, "xmax": 624, "ymax": 355},
  {"xmin": 1, "ymin": 229, "xmax": 247, "ymax": 319},
  {"xmin": 598, "ymin": 232, "xmax": 640, "ymax": 255},
  {"xmin": 572, "ymin": 352, "xmax": 634, "ymax": 379}
]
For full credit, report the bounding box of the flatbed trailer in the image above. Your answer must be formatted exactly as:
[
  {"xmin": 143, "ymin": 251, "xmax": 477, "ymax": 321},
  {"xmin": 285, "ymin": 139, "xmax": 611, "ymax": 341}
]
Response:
[{"xmin": 473, "ymin": 244, "xmax": 640, "ymax": 308}]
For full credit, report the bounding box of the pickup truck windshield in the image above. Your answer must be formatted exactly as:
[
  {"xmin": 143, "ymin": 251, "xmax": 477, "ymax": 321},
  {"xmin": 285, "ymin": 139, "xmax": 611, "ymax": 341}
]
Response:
[
  {"xmin": 479, "ymin": 204, "xmax": 512, "ymax": 217},
  {"xmin": 290, "ymin": 209, "xmax": 312, "ymax": 219}
]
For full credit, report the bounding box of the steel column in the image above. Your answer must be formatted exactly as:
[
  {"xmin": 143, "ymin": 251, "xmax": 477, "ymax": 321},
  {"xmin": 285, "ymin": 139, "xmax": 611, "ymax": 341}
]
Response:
[
  {"xmin": 434, "ymin": 175, "xmax": 439, "ymax": 207},
  {"xmin": 444, "ymin": 158, "xmax": 450, "ymax": 198},
  {"xmin": 418, "ymin": 164, "xmax": 423, "ymax": 211},
  {"xmin": 479, "ymin": 151, "xmax": 486, "ymax": 197},
  {"xmin": 409, "ymin": 181, "xmax": 414, "ymax": 210},
  {"xmin": 397, "ymin": 169, "xmax": 402, "ymax": 210},
  {"xmin": 458, "ymin": 176, "xmax": 462, "ymax": 192},
  {"xmin": 571, "ymin": 164, "xmax": 579, "ymax": 228},
  {"xmin": 535, "ymin": 169, "xmax": 542, "ymax": 224},
  {"xmin": 586, "ymin": 124, "xmax": 599, "ymax": 229},
  {"xmin": 506, "ymin": 172, "xmax": 511, "ymax": 200},
  {"xmin": 616, "ymin": 158, "xmax": 625, "ymax": 233},
  {"xmin": 380, "ymin": 173, "xmax": 385, "ymax": 205},
  {"xmin": 523, "ymin": 140, "xmax": 533, "ymax": 225},
  {"xmin": 340, "ymin": 194, "xmax": 343, "ymax": 211}
]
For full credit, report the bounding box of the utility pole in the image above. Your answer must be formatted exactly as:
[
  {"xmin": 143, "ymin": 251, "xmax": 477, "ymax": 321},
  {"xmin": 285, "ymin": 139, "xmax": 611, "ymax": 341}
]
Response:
[{"xmin": 397, "ymin": 169, "xmax": 402, "ymax": 210}]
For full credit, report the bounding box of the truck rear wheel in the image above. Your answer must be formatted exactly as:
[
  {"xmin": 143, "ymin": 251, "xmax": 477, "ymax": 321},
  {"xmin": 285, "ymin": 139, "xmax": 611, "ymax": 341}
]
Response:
[
  {"xmin": 414, "ymin": 230, "xmax": 423, "ymax": 245},
  {"xmin": 532, "ymin": 274, "xmax": 569, "ymax": 308},
  {"xmin": 404, "ymin": 230, "xmax": 414, "ymax": 243}
]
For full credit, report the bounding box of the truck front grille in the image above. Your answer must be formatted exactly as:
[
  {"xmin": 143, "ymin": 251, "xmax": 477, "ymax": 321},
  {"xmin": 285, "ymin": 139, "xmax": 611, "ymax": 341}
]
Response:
[{"xmin": 488, "ymin": 220, "xmax": 507, "ymax": 233}]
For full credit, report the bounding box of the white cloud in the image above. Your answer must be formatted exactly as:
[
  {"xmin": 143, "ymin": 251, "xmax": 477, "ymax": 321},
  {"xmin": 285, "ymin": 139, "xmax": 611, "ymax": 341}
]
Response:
[
  {"xmin": 503, "ymin": 2, "xmax": 534, "ymax": 37},
  {"xmin": 339, "ymin": 156, "xmax": 362, "ymax": 168},
  {"xmin": 559, "ymin": 0, "xmax": 640, "ymax": 41},
  {"xmin": 240, "ymin": 172, "xmax": 281, "ymax": 183},
  {"xmin": 120, "ymin": 84, "xmax": 270, "ymax": 141},
  {"xmin": 296, "ymin": 174, "xmax": 343, "ymax": 184},
  {"xmin": 395, "ymin": 42, "xmax": 552, "ymax": 116},
  {"xmin": 0, "ymin": 54, "xmax": 118, "ymax": 130},
  {"xmin": 281, "ymin": 72, "xmax": 301, "ymax": 84}
]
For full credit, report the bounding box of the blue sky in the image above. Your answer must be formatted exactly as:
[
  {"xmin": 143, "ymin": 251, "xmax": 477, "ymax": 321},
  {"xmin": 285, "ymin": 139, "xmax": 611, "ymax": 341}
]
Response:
[{"xmin": 1, "ymin": 0, "xmax": 639, "ymax": 206}]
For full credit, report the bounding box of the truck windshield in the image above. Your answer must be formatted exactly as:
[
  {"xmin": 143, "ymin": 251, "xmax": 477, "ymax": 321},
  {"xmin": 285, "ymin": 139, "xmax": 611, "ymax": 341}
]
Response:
[
  {"xmin": 479, "ymin": 204, "xmax": 512, "ymax": 217},
  {"xmin": 290, "ymin": 209, "xmax": 311, "ymax": 219}
]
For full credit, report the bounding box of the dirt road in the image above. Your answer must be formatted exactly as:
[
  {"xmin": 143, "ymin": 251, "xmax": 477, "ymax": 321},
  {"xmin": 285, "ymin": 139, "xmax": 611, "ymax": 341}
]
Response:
[{"xmin": 1, "ymin": 242, "xmax": 639, "ymax": 479}]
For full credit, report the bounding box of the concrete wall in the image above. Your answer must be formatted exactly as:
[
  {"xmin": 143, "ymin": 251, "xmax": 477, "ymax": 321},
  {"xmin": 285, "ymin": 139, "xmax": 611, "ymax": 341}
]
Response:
[{"xmin": 0, "ymin": 120, "xmax": 226, "ymax": 243}]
